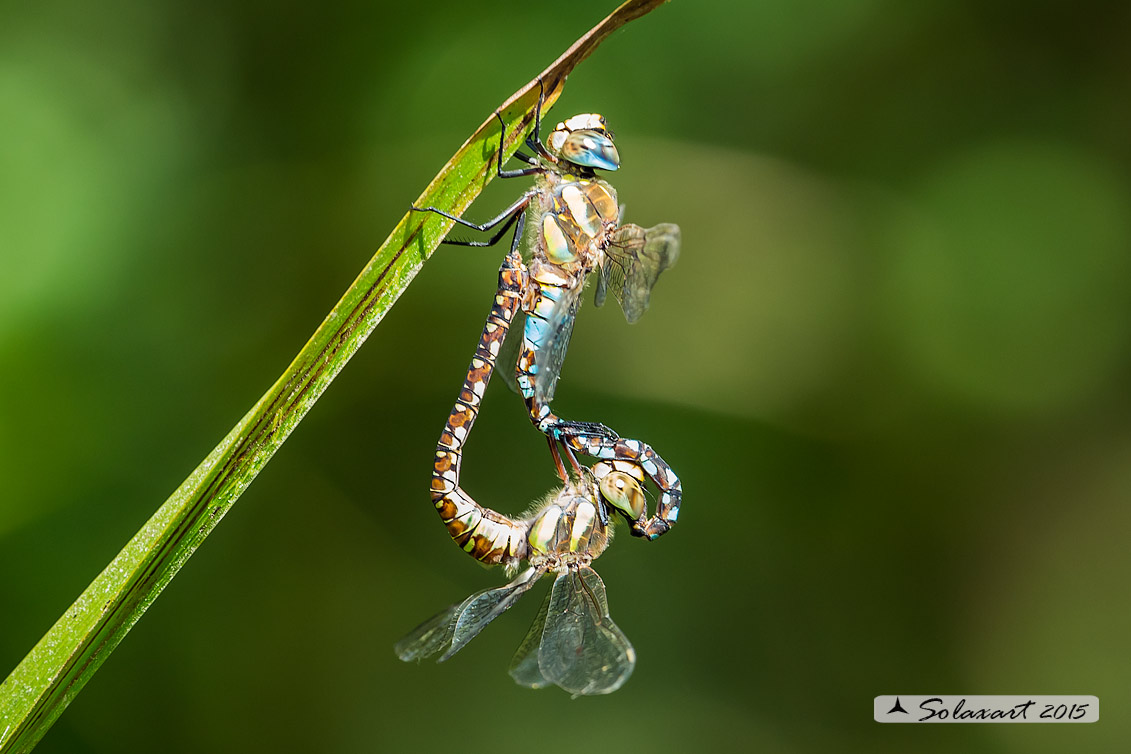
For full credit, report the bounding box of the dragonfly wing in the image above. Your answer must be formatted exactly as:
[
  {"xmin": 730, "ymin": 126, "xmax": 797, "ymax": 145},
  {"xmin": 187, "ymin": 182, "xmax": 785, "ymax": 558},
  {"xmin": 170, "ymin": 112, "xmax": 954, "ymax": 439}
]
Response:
[
  {"xmin": 593, "ymin": 264, "xmax": 610, "ymax": 309},
  {"xmin": 533, "ymin": 281, "xmax": 583, "ymax": 404},
  {"xmin": 494, "ymin": 308, "xmax": 526, "ymax": 397},
  {"xmin": 394, "ymin": 568, "xmax": 540, "ymax": 663},
  {"xmin": 394, "ymin": 600, "xmax": 463, "ymax": 662},
  {"xmin": 537, "ymin": 566, "xmax": 636, "ymax": 696},
  {"xmin": 592, "ymin": 202, "xmax": 627, "ymax": 310},
  {"xmin": 598, "ymin": 223, "xmax": 681, "ymax": 324},
  {"xmin": 507, "ymin": 587, "xmax": 553, "ymax": 688},
  {"xmin": 442, "ymin": 567, "xmax": 542, "ymax": 661}
]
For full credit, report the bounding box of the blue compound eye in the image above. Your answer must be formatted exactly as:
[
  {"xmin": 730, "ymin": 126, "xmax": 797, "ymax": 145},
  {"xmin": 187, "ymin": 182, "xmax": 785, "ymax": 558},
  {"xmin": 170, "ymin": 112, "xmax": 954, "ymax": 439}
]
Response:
[{"xmin": 558, "ymin": 130, "xmax": 620, "ymax": 171}]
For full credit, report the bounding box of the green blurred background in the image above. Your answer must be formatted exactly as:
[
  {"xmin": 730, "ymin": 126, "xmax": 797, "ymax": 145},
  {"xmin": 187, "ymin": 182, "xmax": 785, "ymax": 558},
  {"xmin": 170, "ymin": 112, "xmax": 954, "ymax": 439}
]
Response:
[{"xmin": 2, "ymin": 0, "xmax": 1129, "ymax": 751}]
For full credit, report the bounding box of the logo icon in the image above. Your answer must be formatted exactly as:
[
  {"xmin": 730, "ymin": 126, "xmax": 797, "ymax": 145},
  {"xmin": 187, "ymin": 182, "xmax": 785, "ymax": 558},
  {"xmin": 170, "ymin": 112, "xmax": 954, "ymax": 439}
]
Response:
[{"xmin": 887, "ymin": 697, "xmax": 909, "ymax": 715}]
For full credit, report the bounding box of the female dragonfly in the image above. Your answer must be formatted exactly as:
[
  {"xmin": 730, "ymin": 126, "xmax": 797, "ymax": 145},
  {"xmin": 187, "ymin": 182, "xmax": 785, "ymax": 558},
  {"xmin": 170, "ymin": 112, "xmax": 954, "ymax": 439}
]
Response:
[
  {"xmin": 415, "ymin": 81, "xmax": 682, "ymax": 540},
  {"xmin": 397, "ymin": 460, "xmax": 650, "ymax": 696}
]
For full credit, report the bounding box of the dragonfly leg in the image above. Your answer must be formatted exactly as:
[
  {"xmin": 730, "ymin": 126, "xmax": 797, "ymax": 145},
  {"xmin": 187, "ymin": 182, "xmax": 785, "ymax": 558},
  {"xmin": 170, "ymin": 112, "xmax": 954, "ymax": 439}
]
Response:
[
  {"xmin": 427, "ymin": 207, "xmax": 523, "ymax": 248},
  {"xmin": 432, "ymin": 215, "xmax": 535, "ymax": 565},
  {"xmin": 558, "ymin": 438, "xmax": 585, "ymax": 478},
  {"xmin": 522, "ymin": 77, "xmax": 557, "ymax": 164},
  {"xmin": 547, "ymin": 436, "xmax": 569, "ymax": 483},
  {"xmin": 494, "ymin": 111, "xmax": 543, "ymax": 179},
  {"xmin": 412, "ymin": 188, "xmax": 533, "ymax": 237},
  {"xmin": 411, "ymin": 80, "xmax": 550, "ymax": 242}
]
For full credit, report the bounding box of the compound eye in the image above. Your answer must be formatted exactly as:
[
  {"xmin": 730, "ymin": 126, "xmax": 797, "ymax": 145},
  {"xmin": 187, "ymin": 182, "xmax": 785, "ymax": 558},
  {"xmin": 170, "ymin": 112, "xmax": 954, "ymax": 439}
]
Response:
[
  {"xmin": 599, "ymin": 471, "xmax": 645, "ymax": 520},
  {"xmin": 559, "ymin": 130, "xmax": 620, "ymax": 171}
]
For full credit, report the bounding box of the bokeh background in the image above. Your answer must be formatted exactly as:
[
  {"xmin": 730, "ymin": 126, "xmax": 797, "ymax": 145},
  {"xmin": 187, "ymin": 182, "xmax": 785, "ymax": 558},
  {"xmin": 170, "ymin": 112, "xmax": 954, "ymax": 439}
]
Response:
[{"xmin": 2, "ymin": 0, "xmax": 1129, "ymax": 751}]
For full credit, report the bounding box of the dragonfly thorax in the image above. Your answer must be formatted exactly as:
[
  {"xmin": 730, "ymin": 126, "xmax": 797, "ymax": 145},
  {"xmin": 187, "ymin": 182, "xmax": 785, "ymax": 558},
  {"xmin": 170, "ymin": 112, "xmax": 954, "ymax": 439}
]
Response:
[
  {"xmin": 526, "ymin": 486, "xmax": 610, "ymax": 567},
  {"xmin": 533, "ymin": 172, "xmax": 620, "ymax": 268}
]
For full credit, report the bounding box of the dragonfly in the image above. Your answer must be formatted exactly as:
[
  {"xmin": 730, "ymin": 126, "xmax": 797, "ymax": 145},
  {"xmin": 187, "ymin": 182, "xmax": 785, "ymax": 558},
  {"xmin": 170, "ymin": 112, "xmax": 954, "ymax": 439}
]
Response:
[
  {"xmin": 397, "ymin": 463, "xmax": 649, "ymax": 695},
  {"xmin": 416, "ymin": 81, "xmax": 682, "ymax": 540}
]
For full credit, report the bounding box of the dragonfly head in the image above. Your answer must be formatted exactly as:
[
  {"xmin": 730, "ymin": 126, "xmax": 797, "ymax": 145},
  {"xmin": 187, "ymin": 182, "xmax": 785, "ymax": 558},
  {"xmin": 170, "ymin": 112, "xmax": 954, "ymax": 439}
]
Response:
[{"xmin": 547, "ymin": 114, "xmax": 620, "ymax": 172}]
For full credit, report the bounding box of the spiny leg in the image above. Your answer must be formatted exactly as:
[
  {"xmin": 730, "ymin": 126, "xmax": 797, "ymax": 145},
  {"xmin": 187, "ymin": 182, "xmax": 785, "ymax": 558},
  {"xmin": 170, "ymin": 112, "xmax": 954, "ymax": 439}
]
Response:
[
  {"xmin": 522, "ymin": 77, "xmax": 556, "ymax": 164},
  {"xmin": 412, "ymin": 189, "xmax": 533, "ymax": 238},
  {"xmin": 429, "ymin": 206, "xmax": 523, "ymax": 249},
  {"xmin": 411, "ymin": 77, "xmax": 551, "ymax": 242},
  {"xmin": 494, "ymin": 83, "xmax": 552, "ymax": 178},
  {"xmin": 409, "ymin": 107, "xmax": 538, "ymax": 241},
  {"xmin": 494, "ymin": 111, "xmax": 542, "ymax": 178}
]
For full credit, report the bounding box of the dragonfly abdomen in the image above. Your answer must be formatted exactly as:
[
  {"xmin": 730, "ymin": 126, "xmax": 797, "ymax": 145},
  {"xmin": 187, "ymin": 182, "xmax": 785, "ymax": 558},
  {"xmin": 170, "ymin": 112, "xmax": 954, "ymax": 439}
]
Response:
[
  {"xmin": 435, "ymin": 488, "xmax": 528, "ymax": 564},
  {"xmin": 430, "ymin": 249, "xmax": 530, "ymax": 565}
]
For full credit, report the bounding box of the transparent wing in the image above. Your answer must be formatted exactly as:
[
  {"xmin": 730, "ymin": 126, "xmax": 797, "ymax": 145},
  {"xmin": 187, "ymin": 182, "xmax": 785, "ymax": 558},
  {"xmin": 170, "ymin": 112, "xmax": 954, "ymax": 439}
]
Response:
[
  {"xmin": 507, "ymin": 587, "xmax": 553, "ymax": 688},
  {"xmin": 533, "ymin": 281, "xmax": 584, "ymax": 404},
  {"xmin": 536, "ymin": 566, "xmax": 635, "ymax": 696},
  {"xmin": 595, "ymin": 223, "xmax": 681, "ymax": 324},
  {"xmin": 394, "ymin": 567, "xmax": 541, "ymax": 663},
  {"xmin": 393, "ymin": 601, "xmax": 463, "ymax": 663},
  {"xmin": 493, "ymin": 307, "xmax": 526, "ymax": 397}
]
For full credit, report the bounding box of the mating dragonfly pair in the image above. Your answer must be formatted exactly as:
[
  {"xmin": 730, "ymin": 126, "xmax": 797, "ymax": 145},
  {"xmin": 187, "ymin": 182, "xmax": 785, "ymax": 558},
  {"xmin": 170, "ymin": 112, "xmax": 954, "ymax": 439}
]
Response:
[{"xmin": 396, "ymin": 82, "xmax": 681, "ymax": 695}]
